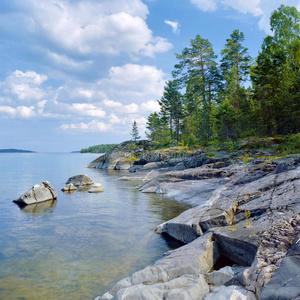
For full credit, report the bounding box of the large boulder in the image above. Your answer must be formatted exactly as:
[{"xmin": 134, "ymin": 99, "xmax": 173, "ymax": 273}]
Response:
[
  {"xmin": 13, "ymin": 181, "xmax": 57, "ymax": 207},
  {"xmin": 66, "ymin": 174, "xmax": 94, "ymax": 186}
]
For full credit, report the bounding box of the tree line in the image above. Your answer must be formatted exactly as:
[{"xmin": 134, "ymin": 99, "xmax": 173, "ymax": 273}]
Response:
[
  {"xmin": 81, "ymin": 144, "xmax": 118, "ymax": 153},
  {"xmin": 146, "ymin": 5, "xmax": 300, "ymax": 148}
]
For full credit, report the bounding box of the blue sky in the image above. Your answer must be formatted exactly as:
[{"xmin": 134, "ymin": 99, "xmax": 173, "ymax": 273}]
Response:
[{"xmin": 0, "ymin": 0, "xmax": 299, "ymax": 152}]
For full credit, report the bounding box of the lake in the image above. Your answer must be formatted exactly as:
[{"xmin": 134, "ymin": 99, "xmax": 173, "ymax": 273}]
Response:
[{"xmin": 0, "ymin": 153, "xmax": 190, "ymax": 299}]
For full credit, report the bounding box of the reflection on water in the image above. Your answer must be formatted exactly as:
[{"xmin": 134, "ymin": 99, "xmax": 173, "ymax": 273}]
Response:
[
  {"xmin": 0, "ymin": 153, "xmax": 191, "ymax": 300},
  {"xmin": 21, "ymin": 199, "xmax": 57, "ymax": 214}
]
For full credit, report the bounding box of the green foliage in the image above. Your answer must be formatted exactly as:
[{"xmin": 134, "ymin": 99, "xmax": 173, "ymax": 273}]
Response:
[
  {"xmin": 274, "ymin": 133, "xmax": 300, "ymax": 155},
  {"xmin": 214, "ymin": 99, "xmax": 237, "ymax": 141},
  {"xmin": 158, "ymin": 80, "xmax": 184, "ymax": 144},
  {"xmin": 251, "ymin": 5, "xmax": 300, "ymax": 136},
  {"xmin": 131, "ymin": 120, "xmax": 141, "ymax": 142},
  {"xmin": 144, "ymin": 5, "xmax": 300, "ymax": 150},
  {"xmin": 81, "ymin": 144, "xmax": 118, "ymax": 153}
]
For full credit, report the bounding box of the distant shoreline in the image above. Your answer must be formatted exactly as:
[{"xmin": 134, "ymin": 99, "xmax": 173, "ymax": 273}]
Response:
[{"xmin": 0, "ymin": 149, "xmax": 36, "ymax": 153}]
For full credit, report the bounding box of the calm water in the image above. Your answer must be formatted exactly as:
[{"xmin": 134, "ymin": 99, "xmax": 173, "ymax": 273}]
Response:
[{"xmin": 0, "ymin": 153, "xmax": 190, "ymax": 300}]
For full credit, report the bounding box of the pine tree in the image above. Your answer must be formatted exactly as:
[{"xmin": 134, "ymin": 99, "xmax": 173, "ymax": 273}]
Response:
[
  {"xmin": 251, "ymin": 5, "xmax": 300, "ymax": 135},
  {"xmin": 158, "ymin": 80, "xmax": 183, "ymax": 144},
  {"xmin": 220, "ymin": 29, "xmax": 251, "ymax": 109},
  {"xmin": 131, "ymin": 120, "xmax": 140, "ymax": 142},
  {"xmin": 146, "ymin": 112, "xmax": 169, "ymax": 144},
  {"xmin": 173, "ymin": 34, "xmax": 219, "ymax": 143}
]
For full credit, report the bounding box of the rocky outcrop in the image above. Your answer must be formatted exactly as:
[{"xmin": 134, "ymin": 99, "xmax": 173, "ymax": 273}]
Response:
[
  {"xmin": 88, "ymin": 140, "xmax": 153, "ymax": 170},
  {"xmin": 96, "ymin": 155, "xmax": 300, "ymax": 300},
  {"xmin": 13, "ymin": 181, "xmax": 57, "ymax": 207},
  {"xmin": 66, "ymin": 174, "xmax": 94, "ymax": 186}
]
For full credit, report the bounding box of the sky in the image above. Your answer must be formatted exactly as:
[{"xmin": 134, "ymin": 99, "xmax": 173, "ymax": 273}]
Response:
[{"xmin": 0, "ymin": 0, "xmax": 299, "ymax": 152}]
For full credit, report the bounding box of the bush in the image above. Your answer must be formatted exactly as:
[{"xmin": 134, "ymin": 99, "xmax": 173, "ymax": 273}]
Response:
[{"xmin": 274, "ymin": 133, "xmax": 300, "ymax": 155}]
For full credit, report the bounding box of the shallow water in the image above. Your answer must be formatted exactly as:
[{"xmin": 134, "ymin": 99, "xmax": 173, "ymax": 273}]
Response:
[{"xmin": 0, "ymin": 153, "xmax": 190, "ymax": 299}]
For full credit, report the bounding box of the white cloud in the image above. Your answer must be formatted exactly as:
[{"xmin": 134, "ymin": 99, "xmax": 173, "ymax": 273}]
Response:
[
  {"xmin": 102, "ymin": 99, "xmax": 138, "ymax": 114},
  {"xmin": 100, "ymin": 64, "xmax": 166, "ymax": 103},
  {"xmin": 3, "ymin": 70, "xmax": 48, "ymax": 101},
  {"xmin": 164, "ymin": 20, "xmax": 180, "ymax": 33},
  {"xmin": 47, "ymin": 51, "xmax": 93, "ymax": 69},
  {"xmin": 102, "ymin": 99, "xmax": 123, "ymax": 108},
  {"xmin": 140, "ymin": 100, "xmax": 160, "ymax": 112},
  {"xmin": 221, "ymin": 0, "xmax": 262, "ymax": 17},
  {"xmin": 27, "ymin": 0, "xmax": 171, "ymax": 57},
  {"xmin": 69, "ymin": 103, "xmax": 105, "ymax": 118},
  {"xmin": 190, "ymin": 0, "xmax": 218, "ymax": 12},
  {"xmin": 0, "ymin": 105, "xmax": 36, "ymax": 118},
  {"xmin": 76, "ymin": 89, "xmax": 94, "ymax": 99},
  {"xmin": 190, "ymin": 0, "xmax": 300, "ymax": 33},
  {"xmin": 60, "ymin": 120, "xmax": 111, "ymax": 132}
]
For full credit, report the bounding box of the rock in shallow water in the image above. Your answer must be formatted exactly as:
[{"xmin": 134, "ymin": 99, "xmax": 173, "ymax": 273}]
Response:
[
  {"xmin": 66, "ymin": 174, "xmax": 94, "ymax": 186},
  {"xmin": 13, "ymin": 181, "xmax": 57, "ymax": 206},
  {"xmin": 89, "ymin": 189, "xmax": 104, "ymax": 193},
  {"xmin": 61, "ymin": 183, "xmax": 77, "ymax": 192}
]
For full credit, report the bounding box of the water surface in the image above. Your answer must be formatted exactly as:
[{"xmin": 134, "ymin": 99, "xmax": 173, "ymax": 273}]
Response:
[{"xmin": 0, "ymin": 153, "xmax": 190, "ymax": 299}]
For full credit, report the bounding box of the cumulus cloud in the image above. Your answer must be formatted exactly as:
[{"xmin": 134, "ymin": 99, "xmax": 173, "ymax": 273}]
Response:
[
  {"xmin": 3, "ymin": 70, "xmax": 47, "ymax": 101},
  {"xmin": 189, "ymin": 0, "xmax": 300, "ymax": 33},
  {"xmin": 222, "ymin": 0, "xmax": 262, "ymax": 16},
  {"xmin": 59, "ymin": 120, "xmax": 111, "ymax": 132},
  {"xmin": 19, "ymin": 0, "xmax": 172, "ymax": 58},
  {"xmin": 70, "ymin": 103, "xmax": 106, "ymax": 118},
  {"xmin": 0, "ymin": 105, "xmax": 36, "ymax": 118},
  {"xmin": 190, "ymin": 0, "xmax": 218, "ymax": 12},
  {"xmin": 100, "ymin": 64, "xmax": 166, "ymax": 103},
  {"xmin": 165, "ymin": 20, "xmax": 180, "ymax": 33},
  {"xmin": 140, "ymin": 100, "xmax": 160, "ymax": 112}
]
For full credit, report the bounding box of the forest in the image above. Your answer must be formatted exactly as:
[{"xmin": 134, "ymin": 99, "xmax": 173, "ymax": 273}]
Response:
[
  {"xmin": 81, "ymin": 143, "xmax": 118, "ymax": 153},
  {"xmin": 146, "ymin": 5, "xmax": 300, "ymax": 151}
]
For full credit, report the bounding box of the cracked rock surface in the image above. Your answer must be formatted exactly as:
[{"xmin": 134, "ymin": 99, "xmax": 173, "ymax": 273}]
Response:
[
  {"xmin": 13, "ymin": 181, "xmax": 57, "ymax": 206},
  {"xmin": 95, "ymin": 155, "xmax": 300, "ymax": 300}
]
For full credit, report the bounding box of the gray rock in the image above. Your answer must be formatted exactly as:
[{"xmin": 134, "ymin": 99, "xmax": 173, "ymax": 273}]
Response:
[
  {"xmin": 98, "ymin": 233, "xmax": 219, "ymax": 300},
  {"xmin": 96, "ymin": 160, "xmax": 300, "ymax": 300},
  {"xmin": 89, "ymin": 189, "xmax": 104, "ymax": 193},
  {"xmin": 88, "ymin": 140, "xmax": 153, "ymax": 170},
  {"xmin": 13, "ymin": 181, "xmax": 57, "ymax": 206},
  {"xmin": 203, "ymin": 285, "xmax": 256, "ymax": 300},
  {"xmin": 260, "ymin": 231, "xmax": 300, "ymax": 300},
  {"xmin": 66, "ymin": 174, "xmax": 94, "ymax": 186},
  {"xmin": 114, "ymin": 160, "xmax": 134, "ymax": 170},
  {"xmin": 204, "ymin": 266, "xmax": 234, "ymax": 286},
  {"xmin": 142, "ymin": 162, "xmax": 161, "ymax": 170},
  {"xmin": 61, "ymin": 183, "xmax": 77, "ymax": 192},
  {"xmin": 93, "ymin": 183, "xmax": 102, "ymax": 188}
]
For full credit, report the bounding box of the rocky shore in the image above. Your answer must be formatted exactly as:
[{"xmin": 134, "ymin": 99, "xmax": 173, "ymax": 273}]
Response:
[{"xmin": 91, "ymin": 144, "xmax": 300, "ymax": 300}]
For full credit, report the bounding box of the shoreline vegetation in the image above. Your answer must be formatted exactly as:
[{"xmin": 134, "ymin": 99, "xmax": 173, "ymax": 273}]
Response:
[
  {"xmin": 143, "ymin": 5, "xmax": 300, "ymax": 151},
  {"xmin": 80, "ymin": 143, "xmax": 118, "ymax": 153},
  {"xmin": 0, "ymin": 149, "xmax": 36, "ymax": 153}
]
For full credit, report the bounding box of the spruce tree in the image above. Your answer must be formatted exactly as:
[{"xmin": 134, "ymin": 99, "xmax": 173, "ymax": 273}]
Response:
[{"xmin": 131, "ymin": 120, "xmax": 140, "ymax": 142}]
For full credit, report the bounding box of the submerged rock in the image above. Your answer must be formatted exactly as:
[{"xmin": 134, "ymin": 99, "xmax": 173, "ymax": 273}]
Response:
[
  {"xmin": 13, "ymin": 181, "xmax": 57, "ymax": 207},
  {"xmin": 66, "ymin": 174, "xmax": 94, "ymax": 186},
  {"xmin": 89, "ymin": 189, "xmax": 104, "ymax": 193}
]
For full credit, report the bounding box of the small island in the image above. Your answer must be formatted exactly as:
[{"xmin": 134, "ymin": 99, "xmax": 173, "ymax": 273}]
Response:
[{"xmin": 0, "ymin": 149, "xmax": 36, "ymax": 153}]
